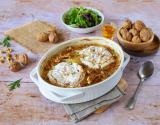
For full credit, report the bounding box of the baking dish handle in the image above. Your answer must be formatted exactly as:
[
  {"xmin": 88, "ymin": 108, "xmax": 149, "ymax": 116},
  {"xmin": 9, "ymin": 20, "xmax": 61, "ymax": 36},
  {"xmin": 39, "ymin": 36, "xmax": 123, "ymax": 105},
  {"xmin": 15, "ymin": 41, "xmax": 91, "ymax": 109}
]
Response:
[
  {"xmin": 121, "ymin": 52, "xmax": 130, "ymax": 71},
  {"xmin": 49, "ymin": 90, "xmax": 84, "ymax": 102},
  {"xmin": 30, "ymin": 67, "xmax": 85, "ymax": 102},
  {"xmin": 30, "ymin": 67, "xmax": 39, "ymax": 86}
]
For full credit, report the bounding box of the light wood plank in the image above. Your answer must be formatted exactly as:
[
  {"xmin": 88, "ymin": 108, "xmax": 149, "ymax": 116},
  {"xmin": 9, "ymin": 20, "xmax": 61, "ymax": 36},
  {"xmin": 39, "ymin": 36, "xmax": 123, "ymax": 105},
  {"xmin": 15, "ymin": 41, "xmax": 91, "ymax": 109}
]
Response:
[
  {"xmin": 0, "ymin": 0, "xmax": 160, "ymax": 125},
  {"xmin": 0, "ymin": 82, "xmax": 160, "ymax": 125}
]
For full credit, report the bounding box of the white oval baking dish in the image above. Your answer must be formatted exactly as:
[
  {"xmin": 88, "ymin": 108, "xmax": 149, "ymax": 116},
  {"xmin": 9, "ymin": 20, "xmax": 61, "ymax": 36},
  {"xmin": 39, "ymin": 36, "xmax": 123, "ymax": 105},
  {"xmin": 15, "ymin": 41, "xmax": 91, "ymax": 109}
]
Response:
[{"xmin": 30, "ymin": 37, "xmax": 130, "ymax": 104}]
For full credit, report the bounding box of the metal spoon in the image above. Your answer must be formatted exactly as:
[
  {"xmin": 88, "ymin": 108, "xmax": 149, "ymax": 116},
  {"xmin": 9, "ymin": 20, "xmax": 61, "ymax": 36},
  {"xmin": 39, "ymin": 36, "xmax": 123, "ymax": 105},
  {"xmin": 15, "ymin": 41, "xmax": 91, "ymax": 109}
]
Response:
[{"xmin": 126, "ymin": 61, "xmax": 154, "ymax": 110}]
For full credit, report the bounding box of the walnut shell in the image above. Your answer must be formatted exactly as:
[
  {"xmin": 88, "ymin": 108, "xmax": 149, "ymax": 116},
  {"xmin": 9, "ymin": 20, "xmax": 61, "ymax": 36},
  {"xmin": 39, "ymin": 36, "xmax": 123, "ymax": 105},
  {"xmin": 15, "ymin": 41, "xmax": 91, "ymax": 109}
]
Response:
[
  {"xmin": 122, "ymin": 19, "xmax": 132, "ymax": 29},
  {"xmin": 36, "ymin": 32, "xmax": 48, "ymax": 42},
  {"xmin": 129, "ymin": 28, "xmax": 138, "ymax": 36},
  {"xmin": 48, "ymin": 32, "xmax": 58, "ymax": 43},
  {"xmin": 14, "ymin": 53, "xmax": 29, "ymax": 65},
  {"xmin": 134, "ymin": 20, "xmax": 145, "ymax": 31},
  {"xmin": 126, "ymin": 32, "xmax": 132, "ymax": 41},
  {"xmin": 120, "ymin": 28, "xmax": 129, "ymax": 40},
  {"xmin": 120, "ymin": 28, "xmax": 128, "ymax": 36},
  {"xmin": 121, "ymin": 33, "xmax": 127, "ymax": 40},
  {"xmin": 122, "ymin": 31, "xmax": 132, "ymax": 41},
  {"xmin": 140, "ymin": 28, "xmax": 152, "ymax": 42},
  {"xmin": 9, "ymin": 62, "xmax": 22, "ymax": 72},
  {"xmin": 132, "ymin": 35, "xmax": 142, "ymax": 43}
]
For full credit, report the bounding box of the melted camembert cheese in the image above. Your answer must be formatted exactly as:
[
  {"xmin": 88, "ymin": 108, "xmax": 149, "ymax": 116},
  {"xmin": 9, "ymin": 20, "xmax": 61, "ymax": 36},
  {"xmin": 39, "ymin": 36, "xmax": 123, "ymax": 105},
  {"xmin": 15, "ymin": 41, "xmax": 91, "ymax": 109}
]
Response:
[
  {"xmin": 47, "ymin": 62, "xmax": 85, "ymax": 87},
  {"xmin": 79, "ymin": 46, "xmax": 114, "ymax": 69}
]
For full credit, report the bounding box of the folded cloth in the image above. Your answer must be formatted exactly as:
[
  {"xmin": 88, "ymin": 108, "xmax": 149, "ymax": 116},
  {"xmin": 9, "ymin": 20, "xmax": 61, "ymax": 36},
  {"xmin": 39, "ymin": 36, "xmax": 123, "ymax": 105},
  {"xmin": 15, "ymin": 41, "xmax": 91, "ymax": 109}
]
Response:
[
  {"xmin": 63, "ymin": 82, "xmax": 126, "ymax": 123},
  {"xmin": 4, "ymin": 21, "xmax": 57, "ymax": 53}
]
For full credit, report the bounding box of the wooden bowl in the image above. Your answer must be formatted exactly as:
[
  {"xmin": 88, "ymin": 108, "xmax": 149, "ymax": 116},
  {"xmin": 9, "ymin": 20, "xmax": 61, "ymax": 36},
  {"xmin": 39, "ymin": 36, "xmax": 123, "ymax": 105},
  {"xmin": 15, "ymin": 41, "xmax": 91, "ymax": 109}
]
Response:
[
  {"xmin": 117, "ymin": 27, "xmax": 154, "ymax": 51},
  {"xmin": 119, "ymin": 35, "xmax": 160, "ymax": 57}
]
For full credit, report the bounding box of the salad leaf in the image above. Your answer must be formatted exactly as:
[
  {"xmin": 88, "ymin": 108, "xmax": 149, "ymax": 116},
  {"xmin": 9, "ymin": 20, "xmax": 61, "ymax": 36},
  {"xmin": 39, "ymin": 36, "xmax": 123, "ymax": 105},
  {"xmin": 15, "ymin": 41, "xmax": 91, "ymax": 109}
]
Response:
[{"xmin": 64, "ymin": 7, "xmax": 102, "ymax": 28}]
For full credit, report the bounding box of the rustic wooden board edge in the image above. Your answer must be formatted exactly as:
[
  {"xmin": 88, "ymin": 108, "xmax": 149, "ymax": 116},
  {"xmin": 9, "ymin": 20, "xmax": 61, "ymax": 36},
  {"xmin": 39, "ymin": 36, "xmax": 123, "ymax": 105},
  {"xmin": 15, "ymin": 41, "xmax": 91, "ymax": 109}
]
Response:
[{"xmin": 94, "ymin": 79, "xmax": 127, "ymax": 114}]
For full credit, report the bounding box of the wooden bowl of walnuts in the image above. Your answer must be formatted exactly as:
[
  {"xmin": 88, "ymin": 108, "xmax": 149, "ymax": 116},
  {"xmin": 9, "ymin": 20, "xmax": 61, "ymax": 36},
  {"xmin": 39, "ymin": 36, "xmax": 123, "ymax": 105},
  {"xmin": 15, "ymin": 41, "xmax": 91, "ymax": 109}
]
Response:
[{"xmin": 117, "ymin": 19, "xmax": 154, "ymax": 51}]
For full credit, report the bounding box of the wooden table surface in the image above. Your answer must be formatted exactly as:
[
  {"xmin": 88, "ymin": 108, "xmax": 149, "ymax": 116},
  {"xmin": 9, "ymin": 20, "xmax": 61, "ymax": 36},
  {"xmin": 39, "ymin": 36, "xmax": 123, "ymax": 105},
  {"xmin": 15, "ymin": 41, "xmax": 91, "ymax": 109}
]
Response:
[{"xmin": 0, "ymin": 0, "xmax": 160, "ymax": 125}]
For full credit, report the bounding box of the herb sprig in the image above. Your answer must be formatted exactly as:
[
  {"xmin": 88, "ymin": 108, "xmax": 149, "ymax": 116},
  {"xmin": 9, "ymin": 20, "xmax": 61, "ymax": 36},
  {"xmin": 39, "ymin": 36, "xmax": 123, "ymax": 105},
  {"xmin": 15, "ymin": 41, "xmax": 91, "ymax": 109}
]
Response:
[
  {"xmin": 0, "ymin": 36, "xmax": 11, "ymax": 47},
  {"xmin": 8, "ymin": 79, "xmax": 22, "ymax": 91}
]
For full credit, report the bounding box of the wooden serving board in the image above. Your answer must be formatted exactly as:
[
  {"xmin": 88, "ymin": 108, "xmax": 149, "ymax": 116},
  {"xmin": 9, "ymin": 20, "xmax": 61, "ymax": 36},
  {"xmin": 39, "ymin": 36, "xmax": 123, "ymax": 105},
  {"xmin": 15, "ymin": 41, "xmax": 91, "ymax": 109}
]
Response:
[
  {"xmin": 95, "ymin": 79, "xmax": 128, "ymax": 114},
  {"xmin": 118, "ymin": 35, "xmax": 160, "ymax": 57}
]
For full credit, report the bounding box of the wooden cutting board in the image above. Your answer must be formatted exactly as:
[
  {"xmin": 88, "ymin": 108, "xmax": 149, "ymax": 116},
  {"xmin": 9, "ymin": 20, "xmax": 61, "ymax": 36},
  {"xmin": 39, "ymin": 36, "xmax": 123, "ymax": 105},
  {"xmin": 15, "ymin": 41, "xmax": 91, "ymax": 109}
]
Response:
[{"xmin": 95, "ymin": 79, "xmax": 127, "ymax": 113}]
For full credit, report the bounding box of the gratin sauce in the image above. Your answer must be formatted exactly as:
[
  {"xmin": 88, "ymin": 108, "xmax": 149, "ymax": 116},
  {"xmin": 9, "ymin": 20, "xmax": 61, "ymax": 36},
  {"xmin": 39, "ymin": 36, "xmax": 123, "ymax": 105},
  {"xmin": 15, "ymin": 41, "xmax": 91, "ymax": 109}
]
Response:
[{"xmin": 41, "ymin": 44, "xmax": 120, "ymax": 88}]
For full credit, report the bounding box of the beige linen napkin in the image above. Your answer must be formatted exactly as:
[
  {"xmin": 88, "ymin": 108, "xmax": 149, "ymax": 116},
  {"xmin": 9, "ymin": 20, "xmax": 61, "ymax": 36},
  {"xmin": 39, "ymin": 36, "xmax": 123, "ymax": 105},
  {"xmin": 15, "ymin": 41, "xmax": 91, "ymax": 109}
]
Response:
[
  {"xmin": 4, "ymin": 21, "xmax": 56, "ymax": 53},
  {"xmin": 63, "ymin": 79, "xmax": 127, "ymax": 122}
]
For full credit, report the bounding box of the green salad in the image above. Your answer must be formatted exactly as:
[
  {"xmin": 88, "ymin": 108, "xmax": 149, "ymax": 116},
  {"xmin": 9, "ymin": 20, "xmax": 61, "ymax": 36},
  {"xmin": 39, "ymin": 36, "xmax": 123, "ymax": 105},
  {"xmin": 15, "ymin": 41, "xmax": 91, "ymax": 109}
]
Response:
[{"xmin": 64, "ymin": 7, "xmax": 102, "ymax": 28}]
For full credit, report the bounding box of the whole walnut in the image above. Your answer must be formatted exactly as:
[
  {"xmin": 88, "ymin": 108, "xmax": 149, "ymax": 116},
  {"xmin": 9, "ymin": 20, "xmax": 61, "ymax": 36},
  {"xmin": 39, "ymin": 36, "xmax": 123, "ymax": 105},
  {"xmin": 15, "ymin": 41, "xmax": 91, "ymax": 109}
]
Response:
[
  {"xmin": 120, "ymin": 28, "xmax": 129, "ymax": 40},
  {"xmin": 126, "ymin": 32, "xmax": 132, "ymax": 41},
  {"xmin": 120, "ymin": 28, "xmax": 128, "ymax": 36},
  {"xmin": 9, "ymin": 62, "xmax": 22, "ymax": 72},
  {"xmin": 129, "ymin": 28, "xmax": 138, "ymax": 36},
  {"xmin": 48, "ymin": 31, "xmax": 58, "ymax": 43},
  {"xmin": 36, "ymin": 32, "xmax": 48, "ymax": 42},
  {"xmin": 140, "ymin": 28, "xmax": 152, "ymax": 42},
  {"xmin": 14, "ymin": 53, "xmax": 29, "ymax": 66},
  {"xmin": 123, "ymin": 32, "xmax": 132, "ymax": 41},
  {"xmin": 134, "ymin": 20, "xmax": 145, "ymax": 31},
  {"xmin": 122, "ymin": 19, "xmax": 132, "ymax": 29},
  {"xmin": 132, "ymin": 35, "xmax": 141, "ymax": 43}
]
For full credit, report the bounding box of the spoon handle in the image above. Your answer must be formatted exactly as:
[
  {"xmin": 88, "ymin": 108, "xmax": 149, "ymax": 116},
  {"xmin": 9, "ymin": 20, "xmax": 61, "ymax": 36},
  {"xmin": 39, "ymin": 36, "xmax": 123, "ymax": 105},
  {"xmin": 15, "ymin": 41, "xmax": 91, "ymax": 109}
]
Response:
[{"xmin": 126, "ymin": 79, "xmax": 144, "ymax": 110}]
